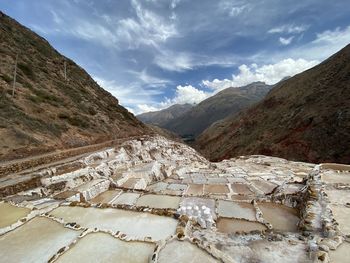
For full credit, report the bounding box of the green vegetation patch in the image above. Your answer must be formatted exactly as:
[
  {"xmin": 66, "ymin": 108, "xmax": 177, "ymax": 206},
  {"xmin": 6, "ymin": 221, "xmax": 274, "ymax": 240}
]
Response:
[{"xmin": 18, "ymin": 62, "xmax": 36, "ymax": 81}]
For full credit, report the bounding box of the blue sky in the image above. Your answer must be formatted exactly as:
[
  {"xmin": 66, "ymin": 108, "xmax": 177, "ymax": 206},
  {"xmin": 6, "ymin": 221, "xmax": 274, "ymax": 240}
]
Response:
[{"xmin": 1, "ymin": 0, "xmax": 350, "ymax": 114}]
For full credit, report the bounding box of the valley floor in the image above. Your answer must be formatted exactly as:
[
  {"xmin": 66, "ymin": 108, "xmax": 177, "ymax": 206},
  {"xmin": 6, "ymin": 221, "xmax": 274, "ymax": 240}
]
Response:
[{"xmin": 0, "ymin": 136, "xmax": 349, "ymax": 262}]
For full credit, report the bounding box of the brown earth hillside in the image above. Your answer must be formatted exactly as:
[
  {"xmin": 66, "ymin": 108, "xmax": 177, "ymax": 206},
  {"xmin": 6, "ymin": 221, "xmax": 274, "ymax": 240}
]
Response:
[
  {"xmin": 197, "ymin": 44, "xmax": 350, "ymax": 164},
  {"xmin": 0, "ymin": 11, "xmax": 150, "ymax": 161}
]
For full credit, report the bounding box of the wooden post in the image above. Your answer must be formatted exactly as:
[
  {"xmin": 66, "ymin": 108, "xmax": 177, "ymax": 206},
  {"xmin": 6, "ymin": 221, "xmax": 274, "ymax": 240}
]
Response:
[
  {"xmin": 64, "ymin": 61, "xmax": 67, "ymax": 81},
  {"xmin": 12, "ymin": 53, "xmax": 18, "ymax": 97}
]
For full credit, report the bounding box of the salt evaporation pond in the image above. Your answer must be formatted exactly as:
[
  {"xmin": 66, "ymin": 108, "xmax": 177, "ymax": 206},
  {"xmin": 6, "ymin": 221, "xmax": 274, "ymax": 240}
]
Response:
[
  {"xmin": 111, "ymin": 192, "xmax": 140, "ymax": 205},
  {"xmin": 90, "ymin": 190, "xmax": 122, "ymax": 204},
  {"xmin": 57, "ymin": 232, "xmax": 155, "ymax": 263},
  {"xmin": 0, "ymin": 202, "xmax": 31, "ymax": 228},
  {"xmin": 217, "ymin": 200, "xmax": 256, "ymax": 221},
  {"xmin": 50, "ymin": 206, "xmax": 178, "ymax": 241},
  {"xmin": 258, "ymin": 202, "xmax": 299, "ymax": 232},
  {"xmin": 217, "ymin": 218, "xmax": 267, "ymax": 233},
  {"xmin": 0, "ymin": 217, "xmax": 81, "ymax": 263},
  {"xmin": 136, "ymin": 194, "xmax": 181, "ymax": 209},
  {"xmin": 158, "ymin": 240, "xmax": 218, "ymax": 263}
]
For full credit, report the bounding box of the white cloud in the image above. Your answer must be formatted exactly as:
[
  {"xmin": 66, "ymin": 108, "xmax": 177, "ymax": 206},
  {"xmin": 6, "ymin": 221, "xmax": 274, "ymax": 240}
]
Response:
[
  {"xmin": 202, "ymin": 58, "xmax": 319, "ymax": 90},
  {"xmin": 268, "ymin": 24, "xmax": 309, "ymax": 34},
  {"xmin": 154, "ymin": 50, "xmax": 239, "ymax": 72},
  {"xmin": 170, "ymin": 0, "xmax": 181, "ymax": 9},
  {"xmin": 313, "ymin": 25, "xmax": 350, "ymax": 45},
  {"xmin": 279, "ymin": 25, "xmax": 350, "ymax": 61},
  {"xmin": 136, "ymin": 104, "xmax": 160, "ymax": 113},
  {"xmin": 116, "ymin": 0, "xmax": 177, "ymax": 49},
  {"xmin": 279, "ymin": 36, "xmax": 294, "ymax": 45},
  {"xmin": 93, "ymin": 76, "xmax": 164, "ymax": 114},
  {"xmin": 72, "ymin": 22, "xmax": 118, "ymax": 47},
  {"xmin": 219, "ymin": 1, "xmax": 250, "ymax": 17},
  {"xmin": 154, "ymin": 50, "xmax": 193, "ymax": 72},
  {"xmin": 159, "ymin": 85, "xmax": 210, "ymax": 108},
  {"xmin": 51, "ymin": 10, "xmax": 63, "ymax": 25},
  {"xmin": 130, "ymin": 85, "xmax": 211, "ymax": 114},
  {"xmin": 128, "ymin": 69, "xmax": 171, "ymax": 87}
]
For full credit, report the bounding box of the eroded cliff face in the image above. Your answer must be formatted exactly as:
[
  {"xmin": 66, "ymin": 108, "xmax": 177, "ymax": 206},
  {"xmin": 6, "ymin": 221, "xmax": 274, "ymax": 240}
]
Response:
[{"xmin": 0, "ymin": 135, "xmax": 348, "ymax": 262}]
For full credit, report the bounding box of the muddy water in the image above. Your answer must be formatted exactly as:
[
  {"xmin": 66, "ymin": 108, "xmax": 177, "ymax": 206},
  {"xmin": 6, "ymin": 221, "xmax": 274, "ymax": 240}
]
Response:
[
  {"xmin": 90, "ymin": 190, "xmax": 122, "ymax": 204},
  {"xmin": 0, "ymin": 217, "xmax": 81, "ymax": 263},
  {"xmin": 158, "ymin": 240, "xmax": 218, "ymax": 263},
  {"xmin": 217, "ymin": 218, "xmax": 267, "ymax": 233},
  {"xmin": 258, "ymin": 202, "xmax": 299, "ymax": 232},
  {"xmin": 57, "ymin": 232, "xmax": 155, "ymax": 263},
  {"xmin": 0, "ymin": 202, "xmax": 31, "ymax": 228},
  {"xmin": 186, "ymin": 184, "xmax": 204, "ymax": 196},
  {"xmin": 136, "ymin": 194, "xmax": 181, "ymax": 209},
  {"xmin": 50, "ymin": 206, "xmax": 178, "ymax": 241},
  {"xmin": 204, "ymin": 184, "xmax": 229, "ymax": 194},
  {"xmin": 217, "ymin": 200, "xmax": 256, "ymax": 221}
]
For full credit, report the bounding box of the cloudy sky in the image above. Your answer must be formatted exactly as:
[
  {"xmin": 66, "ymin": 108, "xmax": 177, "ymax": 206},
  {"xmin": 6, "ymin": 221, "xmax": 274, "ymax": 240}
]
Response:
[{"xmin": 1, "ymin": 0, "xmax": 350, "ymax": 114}]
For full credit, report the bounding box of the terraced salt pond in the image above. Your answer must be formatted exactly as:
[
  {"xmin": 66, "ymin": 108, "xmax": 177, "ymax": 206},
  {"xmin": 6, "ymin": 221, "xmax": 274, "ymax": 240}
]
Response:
[
  {"xmin": 90, "ymin": 190, "xmax": 122, "ymax": 204},
  {"xmin": 158, "ymin": 240, "xmax": 218, "ymax": 263},
  {"xmin": 329, "ymin": 242, "xmax": 350, "ymax": 263},
  {"xmin": 0, "ymin": 217, "xmax": 81, "ymax": 263},
  {"xmin": 186, "ymin": 184, "xmax": 204, "ymax": 195},
  {"xmin": 329, "ymin": 205, "xmax": 350, "ymax": 234},
  {"xmin": 1, "ymin": 136, "xmax": 347, "ymax": 262},
  {"xmin": 217, "ymin": 218, "xmax": 267, "ymax": 233},
  {"xmin": 50, "ymin": 206, "xmax": 178, "ymax": 241},
  {"xmin": 258, "ymin": 203, "xmax": 299, "ymax": 232},
  {"xmin": 321, "ymin": 172, "xmax": 350, "ymax": 184},
  {"xmin": 0, "ymin": 202, "xmax": 31, "ymax": 228},
  {"xmin": 217, "ymin": 200, "xmax": 256, "ymax": 221},
  {"xmin": 111, "ymin": 192, "xmax": 140, "ymax": 205},
  {"xmin": 136, "ymin": 194, "xmax": 181, "ymax": 209},
  {"xmin": 57, "ymin": 232, "xmax": 155, "ymax": 263},
  {"xmin": 231, "ymin": 183, "xmax": 254, "ymax": 195}
]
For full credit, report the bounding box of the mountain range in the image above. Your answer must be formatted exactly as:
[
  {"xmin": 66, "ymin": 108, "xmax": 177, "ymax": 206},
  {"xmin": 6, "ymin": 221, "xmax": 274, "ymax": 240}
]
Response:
[
  {"xmin": 138, "ymin": 82, "xmax": 272, "ymax": 139},
  {"xmin": 137, "ymin": 103, "xmax": 193, "ymax": 127},
  {"xmin": 197, "ymin": 44, "xmax": 350, "ymax": 164}
]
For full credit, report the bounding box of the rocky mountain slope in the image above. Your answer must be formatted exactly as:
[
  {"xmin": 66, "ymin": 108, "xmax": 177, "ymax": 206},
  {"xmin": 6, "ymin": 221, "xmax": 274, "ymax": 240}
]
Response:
[
  {"xmin": 164, "ymin": 82, "xmax": 272, "ymax": 138},
  {"xmin": 197, "ymin": 44, "xmax": 350, "ymax": 164},
  {"xmin": 0, "ymin": 12, "xmax": 150, "ymax": 161},
  {"xmin": 137, "ymin": 103, "xmax": 193, "ymax": 127}
]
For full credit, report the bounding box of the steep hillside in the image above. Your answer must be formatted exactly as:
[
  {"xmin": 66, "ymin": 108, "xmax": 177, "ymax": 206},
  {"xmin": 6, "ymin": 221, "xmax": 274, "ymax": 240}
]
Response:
[
  {"xmin": 137, "ymin": 103, "xmax": 192, "ymax": 127},
  {"xmin": 197, "ymin": 44, "xmax": 350, "ymax": 164},
  {"xmin": 146, "ymin": 124, "xmax": 183, "ymax": 143},
  {"xmin": 0, "ymin": 12, "xmax": 150, "ymax": 161},
  {"xmin": 164, "ymin": 82, "xmax": 272, "ymax": 137}
]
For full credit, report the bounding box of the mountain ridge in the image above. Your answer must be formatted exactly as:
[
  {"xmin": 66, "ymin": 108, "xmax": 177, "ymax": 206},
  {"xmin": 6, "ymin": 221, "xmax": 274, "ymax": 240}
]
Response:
[
  {"xmin": 197, "ymin": 44, "xmax": 350, "ymax": 164},
  {"xmin": 137, "ymin": 103, "xmax": 193, "ymax": 127},
  {"xmin": 163, "ymin": 82, "xmax": 272, "ymax": 137},
  {"xmin": 0, "ymin": 11, "xmax": 150, "ymax": 161}
]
